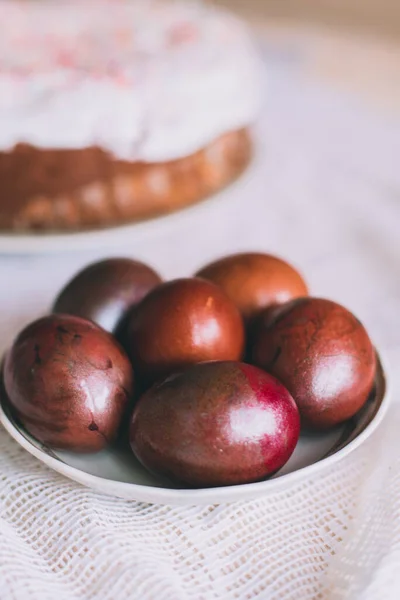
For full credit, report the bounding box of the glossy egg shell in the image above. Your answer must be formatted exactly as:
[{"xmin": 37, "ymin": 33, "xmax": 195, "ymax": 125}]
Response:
[
  {"xmin": 127, "ymin": 278, "xmax": 245, "ymax": 385},
  {"xmin": 251, "ymin": 297, "xmax": 376, "ymax": 429},
  {"xmin": 196, "ymin": 252, "xmax": 308, "ymax": 321},
  {"xmin": 3, "ymin": 314, "xmax": 134, "ymax": 452},
  {"xmin": 130, "ymin": 361, "xmax": 300, "ymax": 487},
  {"xmin": 53, "ymin": 258, "xmax": 162, "ymax": 333}
]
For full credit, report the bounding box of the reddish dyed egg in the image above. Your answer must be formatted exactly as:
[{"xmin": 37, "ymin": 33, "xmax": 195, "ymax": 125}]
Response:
[
  {"xmin": 127, "ymin": 278, "xmax": 245, "ymax": 384},
  {"xmin": 251, "ymin": 298, "xmax": 376, "ymax": 429},
  {"xmin": 3, "ymin": 315, "xmax": 134, "ymax": 452},
  {"xmin": 196, "ymin": 252, "xmax": 308, "ymax": 321},
  {"xmin": 53, "ymin": 258, "xmax": 162, "ymax": 334},
  {"xmin": 130, "ymin": 361, "xmax": 300, "ymax": 487}
]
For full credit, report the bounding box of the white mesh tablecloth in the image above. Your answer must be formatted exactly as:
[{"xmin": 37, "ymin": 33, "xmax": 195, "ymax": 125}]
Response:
[{"xmin": 0, "ymin": 42, "xmax": 400, "ymax": 599}]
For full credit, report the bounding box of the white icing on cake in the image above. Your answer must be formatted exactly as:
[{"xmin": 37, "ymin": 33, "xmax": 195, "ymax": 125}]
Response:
[{"xmin": 0, "ymin": 0, "xmax": 261, "ymax": 162}]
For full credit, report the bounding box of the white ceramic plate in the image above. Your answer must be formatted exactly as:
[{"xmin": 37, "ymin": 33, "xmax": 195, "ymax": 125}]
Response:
[{"xmin": 0, "ymin": 357, "xmax": 389, "ymax": 506}]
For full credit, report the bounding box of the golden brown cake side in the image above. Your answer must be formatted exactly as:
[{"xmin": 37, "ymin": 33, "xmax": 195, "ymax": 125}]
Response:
[{"xmin": 0, "ymin": 129, "xmax": 252, "ymax": 232}]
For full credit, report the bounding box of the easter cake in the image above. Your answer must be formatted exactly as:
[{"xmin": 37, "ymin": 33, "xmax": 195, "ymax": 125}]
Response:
[{"xmin": 0, "ymin": 0, "xmax": 260, "ymax": 231}]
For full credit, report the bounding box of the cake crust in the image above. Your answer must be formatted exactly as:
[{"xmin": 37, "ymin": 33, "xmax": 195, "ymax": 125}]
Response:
[{"xmin": 0, "ymin": 129, "xmax": 252, "ymax": 232}]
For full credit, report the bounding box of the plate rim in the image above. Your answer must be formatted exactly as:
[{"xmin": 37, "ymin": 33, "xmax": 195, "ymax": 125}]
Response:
[{"xmin": 0, "ymin": 354, "xmax": 391, "ymax": 505}]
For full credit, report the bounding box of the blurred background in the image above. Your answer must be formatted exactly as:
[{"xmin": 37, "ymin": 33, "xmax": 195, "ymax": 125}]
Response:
[
  {"xmin": 211, "ymin": 0, "xmax": 400, "ymax": 115},
  {"xmin": 0, "ymin": 0, "xmax": 398, "ymax": 344},
  {"xmin": 212, "ymin": 0, "xmax": 400, "ymax": 37}
]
